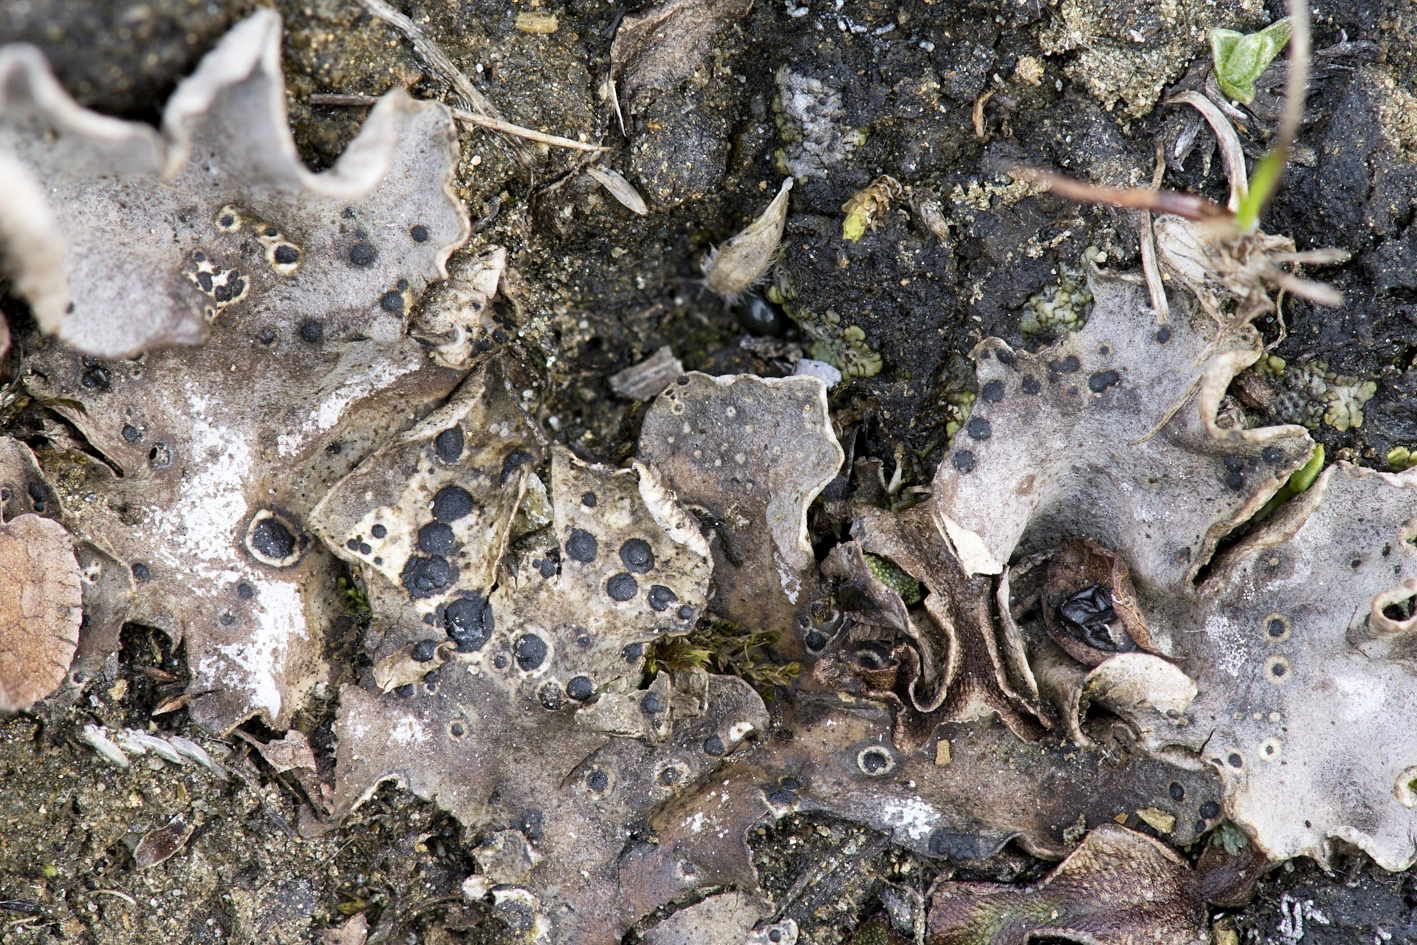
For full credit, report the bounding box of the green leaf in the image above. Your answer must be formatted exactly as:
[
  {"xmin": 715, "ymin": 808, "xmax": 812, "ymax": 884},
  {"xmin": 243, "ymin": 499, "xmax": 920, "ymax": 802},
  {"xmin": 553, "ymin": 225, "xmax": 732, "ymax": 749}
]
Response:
[
  {"xmin": 1235, "ymin": 147, "xmax": 1288, "ymax": 234},
  {"xmin": 1210, "ymin": 18, "xmax": 1291, "ymax": 105},
  {"xmin": 1252, "ymin": 443, "xmax": 1324, "ymax": 523}
]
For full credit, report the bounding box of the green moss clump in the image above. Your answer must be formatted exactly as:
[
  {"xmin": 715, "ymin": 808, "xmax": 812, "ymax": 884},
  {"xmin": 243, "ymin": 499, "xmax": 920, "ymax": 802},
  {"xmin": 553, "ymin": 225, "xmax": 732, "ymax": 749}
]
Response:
[{"xmin": 643, "ymin": 616, "xmax": 799, "ymax": 694}]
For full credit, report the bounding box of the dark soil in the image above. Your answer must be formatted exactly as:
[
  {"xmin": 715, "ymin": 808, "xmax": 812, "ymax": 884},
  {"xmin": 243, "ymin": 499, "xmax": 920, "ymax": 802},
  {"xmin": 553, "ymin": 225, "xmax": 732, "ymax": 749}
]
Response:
[{"xmin": 2, "ymin": 0, "xmax": 1415, "ymax": 942}]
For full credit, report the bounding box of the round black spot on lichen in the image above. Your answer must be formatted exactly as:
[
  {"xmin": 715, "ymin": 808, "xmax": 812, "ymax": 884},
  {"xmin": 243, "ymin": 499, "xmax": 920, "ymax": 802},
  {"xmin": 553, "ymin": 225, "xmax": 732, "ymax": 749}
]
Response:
[
  {"xmin": 1199, "ymin": 801, "xmax": 1221, "ymax": 819},
  {"xmin": 659, "ymin": 767, "xmax": 680, "ymax": 785},
  {"xmin": 218, "ymin": 213, "xmax": 235, "ymax": 227},
  {"xmin": 345, "ymin": 538, "xmax": 359, "ymax": 551},
  {"xmin": 219, "ymin": 611, "xmax": 235, "ymax": 626},
  {"xmin": 493, "ymin": 330, "xmax": 510, "ymax": 345},
  {"xmin": 581, "ymin": 491, "xmax": 597, "ymax": 507},
  {"xmin": 565, "ymin": 528, "xmax": 598, "ymax": 562},
  {"xmin": 349, "ymin": 242, "xmax": 377, "ymax": 267},
  {"xmin": 249, "ymin": 516, "xmax": 297, "ymax": 562},
  {"xmin": 538, "ymin": 558, "xmax": 556, "ymax": 578},
  {"xmin": 445, "ymin": 593, "xmax": 492, "ymax": 650},
  {"xmin": 677, "ymin": 375, "xmax": 689, "ymax": 385},
  {"xmin": 619, "ymin": 539, "xmax": 655, "ymax": 573},
  {"xmin": 951, "ymin": 450, "xmax": 976, "ymax": 473},
  {"xmin": 1021, "ymin": 375, "xmax": 1041, "ymax": 395},
  {"xmin": 1227, "ymin": 752, "xmax": 1243, "ymax": 768},
  {"xmin": 298, "ymin": 320, "xmax": 323, "ymax": 344},
  {"xmin": 641, "ymin": 692, "xmax": 664, "ymax": 714},
  {"xmin": 805, "ymin": 630, "xmax": 827, "ymax": 651},
  {"xmin": 1088, "ymin": 370, "xmax": 1120, "ymax": 393},
  {"xmin": 928, "ymin": 827, "xmax": 984, "ymax": 860},
  {"xmin": 607, "ymin": 573, "xmax": 638, "ymax": 601},
  {"xmin": 449, "ymin": 721, "xmax": 466, "ymax": 738},
  {"xmin": 538, "ymin": 682, "xmax": 563, "ymax": 710},
  {"xmin": 1262, "ymin": 447, "xmax": 1283, "ymax": 465},
  {"xmin": 423, "ymin": 613, "xmax": 436, "ymax": 626},
  {"xmin": 567, "ymin": 676, "xmax": 594, "ymax": 701},
  {"xmin": 519, "ymin": 810, "xmax": 543, "ymax": 841},
  {"xmin": 498, "ymin": 450, "xmax": 533, "ymax": 485},
  {"xmin": 1169, "ymin": 782, "xmax": 1185, "ymax": 802},
  {"xmin": 769, "ymin": 931, "xmax": 782, "ymax": 944},
  {"xmin": 418, "ymin": 521, "xmax": 457, "ymax": 555},
  {"xmin": 371, "ymin": 524, "xmax": 387, "ymax": 539},
  {"xmin": 412, "ymin": 639, "xmax": 438, "ymax": 662},
  {"xmin": 966, "ymin": 417, "xmax": 991, "ymax": 440},
  {"xmin": 677, "ymin": 605, "xmax": 694, "ymax": 620},
  {"xmin": 1270, "ymin": 661, "xmax": 1287, "ymax": 678},
  {"xmin": 132, "ymin": 563, "xmax": 151, "ymax": 581},
  {"xmin": 410, "ymin": 224, "xmax": 429, "ymax": 242},
  {"xmin": 647, "ymin": 585, "xmax": 677, "ymax": 612},
  {"xmin": 587, "ymin": 769, "xmax": 609, "ymax": 792},
  {"xmin": 431, "ymin": 485, "xmax": 475, "ymax": 522},
  {"xmin": 434, "ymin": 426, "xmax": 464, "ymax": 463},
  {"xmin": 1267, "ymin": 617, "xmax": 1288, "ymax": 639},
  {"xmin": 1155, "ymin": 326, "xmax": 1172, "ymax": 344},
  {"xmin": 1099, "ymin": 345, "xmax": 1110, "ymax": 356},
  {"xmin": 980, "ymin": 380, "xmax": 1005, "ymax": 403},
  {"xmin": 1050, "ymin": 355, "xmax": 1081, "ymax": 373},
  {"xmin": 858, "ymin": 748, "xmax": 891, "ymax": 774},
  {"xmin": 380, "ymin": 291, "xmax": 404, "ymax": 313},
  {"xmin": 703, "ymin": 735, "xmax": 725, "ymax": 756},
  {"xmin": 1225, "ymin": 469, "xmax": 1245, "ymax": 491},
  {"xmin": 623, "ymin": 642, "xmax": 645, "ymax": 662},
  {"xmin": 515, "ymin": 634, "xmax": 548, "ymax": 671},
  {"xmin": 401, "ymin": 554, "xmax": 456, "ymax": 598},
  {"xmin": 395, "ymin": 683, "xmax": 414, "ymax": 698},
  {"xmin": 995, "ymin": 349, "xmax": 1015, "ymax": 366},
  {"xmin": 273, "ymin": 245, "xmax": 299, "ymax": 265},
  {"xmin": 121, "ymin": 424, "xmax": 141, "ymax": 442},
  {"xmin": 237, "ymin": 582, "xmax": 254, "ymax": 599}
]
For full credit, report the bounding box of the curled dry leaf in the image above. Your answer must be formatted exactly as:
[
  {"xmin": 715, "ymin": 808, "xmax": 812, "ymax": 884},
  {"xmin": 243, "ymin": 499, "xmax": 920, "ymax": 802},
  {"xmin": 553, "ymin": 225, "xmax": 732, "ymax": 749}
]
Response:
[
  {"xmin": 21, "ymin": 11, "xmax": 471, "ymax": 732},
  {"xmin": 637, "ymin": 371, "xmax": 843, "ymax": 659},
  {"xmin": 703, "ymin": 178, "xmax": 794, "ymax": 300},
  {"xmin": 609, "ymin": 0, "xmax": 754, "ymax": 113},
  {"xmin": 0, "ymin": 513, "xmax": 82, "ymax": 710},
  {"xmin": 0, "ymin": 11, "xmax": 463, "ymax": 357},
  {"xmin": 927, "ymin": 824, "xmax": 1209, "ymax": 945}
]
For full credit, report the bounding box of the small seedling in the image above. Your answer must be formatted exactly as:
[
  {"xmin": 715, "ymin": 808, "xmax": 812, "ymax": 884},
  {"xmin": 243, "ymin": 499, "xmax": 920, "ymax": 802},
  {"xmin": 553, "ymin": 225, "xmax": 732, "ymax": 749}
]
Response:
[
  {"xmin": 1211, "ymin": 18, "xmax": 1292, "ymax": 105},
  {"xmin": 1012, "ymin": 0, "xmax": 1344, "ymax": 334}
]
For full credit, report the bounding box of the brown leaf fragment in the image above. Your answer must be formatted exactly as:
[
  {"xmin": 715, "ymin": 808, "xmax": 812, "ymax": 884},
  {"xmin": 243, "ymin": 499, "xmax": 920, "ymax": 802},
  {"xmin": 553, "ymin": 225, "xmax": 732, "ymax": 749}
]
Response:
[
  {"xmin": 610, "ymin": 0, "xmax": 754, "ymax": 111},
  {"xmin": 637, "ymin": 372, "xmax": 842, "ymax": 660},
  {"xmin": 322, "ymin": 914, "xmax": 369, "ymax": 945},
  {"xmin": 133, "ymin": 815, "xmax": 196, "ymax": 870},
  {"xmin": 0, "ymin": 513, "xmax": 82, "ymax": 710},
  {"xmin": 236, "ymin": 728, "xmax": 316, "ymax": 773},
  {"xmin": 927, "ymin": 825, "xmax": 1208, "ymax": 945}
]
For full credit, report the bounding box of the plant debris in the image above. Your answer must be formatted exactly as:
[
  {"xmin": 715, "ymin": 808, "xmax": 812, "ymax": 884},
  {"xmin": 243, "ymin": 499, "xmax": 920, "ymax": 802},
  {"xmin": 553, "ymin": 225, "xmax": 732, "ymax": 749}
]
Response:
[{"xmin": 0, "ymin": 512, "xmax": 81, "ymax": 710}]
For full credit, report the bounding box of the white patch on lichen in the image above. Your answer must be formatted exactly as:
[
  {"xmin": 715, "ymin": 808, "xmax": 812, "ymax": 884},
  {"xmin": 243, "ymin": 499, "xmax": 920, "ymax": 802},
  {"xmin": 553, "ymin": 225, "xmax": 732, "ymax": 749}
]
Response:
[
  {"xmin": 1203, "ymin": 613, "xmax": 1249, "ymax": 678},
  {"xmin": 877, "ymin": 796, "xmax": 939, "ymax": 841},
  {"xmin": 277, "ymin": 355, "xmax": 421, "ymax": 457},
  {"xmin": 209, "ymin": 579, "xmax": 306, "ymax": 719},
  {"xmin": 153, "ymin": 389, "xmax": 251, "ymax": 573},
  {"xmin": 390, "ymin": 715, "xmax": 430, "ymax": 745}
]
